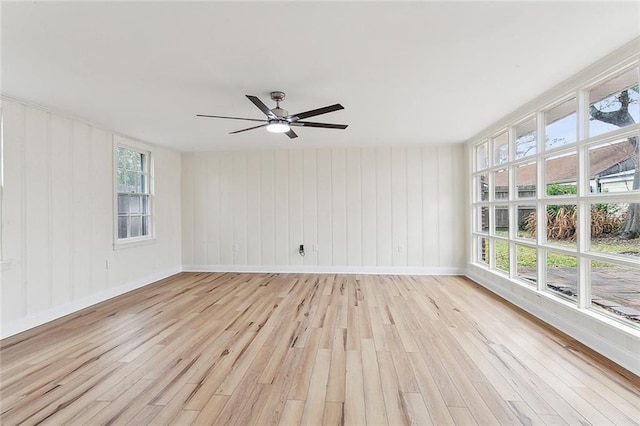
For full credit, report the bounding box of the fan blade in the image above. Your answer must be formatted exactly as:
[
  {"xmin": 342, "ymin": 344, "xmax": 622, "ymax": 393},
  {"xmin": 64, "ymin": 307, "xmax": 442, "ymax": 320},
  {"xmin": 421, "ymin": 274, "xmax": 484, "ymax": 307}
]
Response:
[
  {"xmin": 290, "ymin": 121, "xmax": 348, "ymax": 130},
  {"xmin": 287, "ymin": 104, "xmax": 344, "ymax": 121},
  {"xmin": 285, "ymin": 129, "xmax": 298, "ymax": 139},
  {"xmin": 246, "ymin": 95, "xmax": 277, "ymax": 119},
  {"xmin": 229, "ymin": 123, "xmax": 268, "ymax": 134},
  {"xmin": 197, "ymin": 114, "xmax": 267, "ymax": 123}
]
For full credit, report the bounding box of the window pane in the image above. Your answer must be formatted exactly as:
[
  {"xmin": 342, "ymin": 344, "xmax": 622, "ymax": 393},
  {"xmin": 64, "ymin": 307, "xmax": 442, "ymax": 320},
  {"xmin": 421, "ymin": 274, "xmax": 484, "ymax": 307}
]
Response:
[
  {"xmin": 495, "ymin": 240, "xmax": 509, "ymax": 273},
  {"xmin": 129, "ymin": 195, "xmax": 141, "ymax": 214},
  {"xmin": 117, "ymin": 194, "xmax": 128, "ymax": 214},
  {"xmin": 493, "ymin": 132, "xmax": 509, "ymax": 166},
  {"xmin": 142, "ymin": 195, "xmax": 150, "ymax": 214},
  {"xmin": 546, "ymin": 252, "xmax": 577, "ymax": 301},
  {"xmin": 140, "ymin": 153, "xmax": 147, "ymax": 172},
  {"xmin": 116, "ymin": 169, "xmax": 126, "ymax": 192},
  {"xmin": 126, "ymin": 171, "xmax": 137, "ymax": 193},
  {"xmin": 545, "ymin": 151, "xmax": 577, "ymax": 196},
  {"xmin": 494, "ymin": 205, "xmax": 509, "ymax": 236},
  {"xmin": 117, "ymin": 147, "xmax": 126, "ymax": 169},
  {"xmin": 515, "ymin": 117, "xmax": 536, "ymax": 159},
  {"xmin": 590, "ymin": 202, "xmax": 639, "ymax": 258},
  {"xmin": 516, "ymin": 245, "xmax": 537, "ymax": 285},
  {"xmin": 142, "ymin": 216, "xmax": 150, "ymax": 236},
  {"xmin": 132, "ymin": 151, "xmax": 142, "ymax": 171},
  {"xmin": 130, "ymin": 216, "xmax": 141, "ymax": 237},
  {"xmin": 515, "ymin": 162, "xmax": 536, "ymax": 198},
  {"xmin": 476, "ymin": 141, "xmax": 488, "ymax": 171},
  {"xmin": 493, "ymin": 169, "xmax": 509, "ymax": 200},
  {"xmin": 517, "ymin": 206, "xmax": 536, "ymax": 240},
  {"xmin": 545, "ymin": 204, "xmax": 577, "ymax": 249},
  {"xmin": 477, "ymin": 237, "xmax": 489, "ymax": 265},
  {"xmin": 591, "ymin": 260, "xmax": 640, "ymax": 325},
  {"xmin": 118, "ymin": 216, "xmax": 128, "ymax": 239},
  {"xmin": 589, "ymin": 137, "xmax": 639, "ymax": 194},
  {"xmin": 477, "ymin": 206, "xmax": 489, "ymax": 233},
  {"xmin": 545, "ymin": 98, "xmax": 577, "ymax": 149},
  {"xmin": 589, "ymin": 67, "xmax": 639, "ymax": 137},
  {"xmin": 140, "ymin": 173, "xmax": 147, "ymax": 193},
  {"xmin": 476, "ymin": 174, "xmax": 489, "ymax": 202}
]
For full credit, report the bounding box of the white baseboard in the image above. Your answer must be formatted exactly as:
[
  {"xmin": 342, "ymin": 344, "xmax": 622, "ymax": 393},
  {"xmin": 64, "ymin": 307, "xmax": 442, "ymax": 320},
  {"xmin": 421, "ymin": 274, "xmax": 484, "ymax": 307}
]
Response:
[
  {"xmin": 182, "ymin": 264, "xmax": 464, "ymax": 275},
  {"xmin": 465, "ymin": 267, "xmax": 640, "ymax": 377},
  {"xmin": 0, "ymin": 267, "xmax": 182, "ymax": 339}
]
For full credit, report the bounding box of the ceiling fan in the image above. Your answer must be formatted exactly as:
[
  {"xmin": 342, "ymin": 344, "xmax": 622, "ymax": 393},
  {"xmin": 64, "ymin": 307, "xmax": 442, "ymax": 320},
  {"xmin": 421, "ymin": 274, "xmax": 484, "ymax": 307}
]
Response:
[{"xmin": 197, "ymin": 91, "xmax": 348, "ymax": 139}]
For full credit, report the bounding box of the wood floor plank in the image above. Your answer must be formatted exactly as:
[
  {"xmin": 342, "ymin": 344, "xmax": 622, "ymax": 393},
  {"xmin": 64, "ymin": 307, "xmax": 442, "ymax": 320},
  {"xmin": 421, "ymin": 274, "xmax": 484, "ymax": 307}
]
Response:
[
  {"xmin": 299, "ymin": 348, "xmax": 331, "ymax": 425},
  {"xmin": 1, "ymin": 272, "xmax": 638, "ymax": 426},
  {"xmin": 377, "ymin": 350, "xmax": 411, "ymax": 425},
  {"xmin": 360, "ymin": 338, "xmax": 388, "ymax": 425},
  {"xmin": 278, "ymin": 399, "xmax": 305, "ymax": 426},
  {"xmin": 344, "ymin": 350, "xmax": 367, "ymax": 426}
]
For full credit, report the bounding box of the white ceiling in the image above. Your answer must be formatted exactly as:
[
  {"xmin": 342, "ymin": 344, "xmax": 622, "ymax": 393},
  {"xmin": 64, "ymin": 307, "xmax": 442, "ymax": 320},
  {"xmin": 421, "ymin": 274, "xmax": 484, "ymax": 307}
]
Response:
[{"xmin": 2, "ymin": 1, "xmax": 639, "ymax": 152}]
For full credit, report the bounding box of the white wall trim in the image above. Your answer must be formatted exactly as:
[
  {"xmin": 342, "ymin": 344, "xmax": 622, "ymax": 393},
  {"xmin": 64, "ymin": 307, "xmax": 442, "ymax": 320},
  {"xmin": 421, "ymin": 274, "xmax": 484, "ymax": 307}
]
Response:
[
  {"xmin": 465, "ymin": 266, "xmax": 640, "ymax": 377},
  {"xmin": 182, "ymin": 264, "xmax": 463, "ymax": 275},
  {"xmin": 0, "ymin": 267, "xmax": 182, "ymax": 339}
]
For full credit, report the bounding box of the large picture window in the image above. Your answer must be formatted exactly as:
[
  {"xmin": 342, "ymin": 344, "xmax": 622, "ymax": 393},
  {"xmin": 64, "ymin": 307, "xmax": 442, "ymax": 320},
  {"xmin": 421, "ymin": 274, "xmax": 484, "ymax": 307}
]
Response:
[
  {"xmin": 471, "ymin": 63, "xmax": 639, "ymax": 329},
  {"xmin": 115, "ymin": 139, "xmax": 152, "ymax": 242}
]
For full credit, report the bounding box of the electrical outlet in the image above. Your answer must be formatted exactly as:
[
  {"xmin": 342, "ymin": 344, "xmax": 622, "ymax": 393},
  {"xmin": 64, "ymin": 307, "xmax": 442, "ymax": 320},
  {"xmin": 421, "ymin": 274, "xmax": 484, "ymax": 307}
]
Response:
[
  {"xmin": 398, "ymin": 244, "xmax": 405, "ymax": 253},
  {"xmin": 313, "ymin": 244, "xmax": 319, "ymax": 252},
  {"xmin": 232, "ymin": 244, "xmax": 239, "ymax": 252}
]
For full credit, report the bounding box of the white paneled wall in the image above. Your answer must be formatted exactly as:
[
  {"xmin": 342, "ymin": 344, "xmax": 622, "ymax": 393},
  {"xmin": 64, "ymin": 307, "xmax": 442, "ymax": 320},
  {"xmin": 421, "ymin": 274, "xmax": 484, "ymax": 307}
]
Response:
[
  {"xmin": 182, "ymin": 145, "xmax": 465, "ymax": 272},
  {"xmin": 0, "ymin": 98, "xmax": 182, "ymax": 337}
]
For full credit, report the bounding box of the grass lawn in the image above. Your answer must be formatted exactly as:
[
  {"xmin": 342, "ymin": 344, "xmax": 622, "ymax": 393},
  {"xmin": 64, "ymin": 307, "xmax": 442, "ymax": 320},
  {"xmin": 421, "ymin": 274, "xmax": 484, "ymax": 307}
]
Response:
[{"xmin": 493, "ymin": 237, "xmax": 639, "ymax": 271}]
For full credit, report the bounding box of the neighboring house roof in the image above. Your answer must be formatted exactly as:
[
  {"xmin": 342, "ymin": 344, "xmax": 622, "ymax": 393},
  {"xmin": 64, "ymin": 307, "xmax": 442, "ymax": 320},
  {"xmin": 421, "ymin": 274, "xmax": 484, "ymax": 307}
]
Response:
[{"xmin": 493, "ymin": 139, "xmax": 636, "ymax": 187}]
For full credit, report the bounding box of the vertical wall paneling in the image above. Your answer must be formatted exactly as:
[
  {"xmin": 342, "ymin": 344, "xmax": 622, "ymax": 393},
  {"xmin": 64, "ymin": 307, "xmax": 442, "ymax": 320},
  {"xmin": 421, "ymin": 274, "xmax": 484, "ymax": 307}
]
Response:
[
  {"xmin": 24, "ymin": 108, "xmax": 50, "ymax": 314},
  {"xmin": 89, "ymin": 128, "xmax": 110, "ymax": 294},
  {"xmin": 260, "ymin": 152, "xmax": 275, "ymax": 265},
  {"xmin": 288, "ymin": 150, "xmax": 303, "ymax": 265},
  {"xmin": 205, "ymin": 152, "xmax": 221, "ymax": 265},
  {"xmin": 422, "ymin": 148, "xmax": 440, "ymax": 266},
  {"xmin": 193, "ymin": 154, "xmax": 208, "ymax": 265},
  {"xmin": 346, "ymin": 148, "xmax": 362, "ymax": 266},
  {"xmin": 302, "ymin": 150, "xmax": 318, "ymax": 266},
  {"xmin": 437, "ymin": 147, "xmax": 455, "ymax": 267},
  {"xmin": 376, "ymin": 147, "xmax": 392, "ymax": 266},
  {"xmin": 181, "ymin": 144, "xmax": 465, "ymax": 272},
  {"xmin": 274, "ymin": 150, "xmax": 289, "ymax": 265},
  {"xmin": 391, "ymin": 147, "xmax": 408, "ymax": 267},
  {"xmin": 232, "ymin": 152, "xmax": 248, "ymax": 264},
  {"xmin": 450, "ymin": 145, "xmax": 465, "ymax": 267},
  {"xmin": 360, "ymin": 148, "xmax": 377, "ymax": 266},
  {"xmin": 219, "ymin": 152, "xmax": 234, "ymax": 265},
  {"xmin": 1, "ymin": 102, "xmax": 26, "ymax": 321},
  {"xmin": 71, "ymin": 122, "xmax": 92, "ymax": 299},
  {"xmin": 316, "ymin": 149, "xmax": 332, "ymax": 265},
  {"xmin": 2, "ymin": 98, "xmax": 183, "ymax": 338},
  {"xmin": 50, "ymin": 116, "xmax": 73, "ymax": 305},
  {"xmin": 406, "ymin": 147, "xmax": 423, "ymax": 266},
  {"xmin": 331, "ymin": 149, "xmax": 347, "ymax": 266},
  {"xmin": 181, "ymin": 153, "xmax": 195, "ymax": 265},
  {"xmin": 246, "ymin": 152, "xmax": 261, "ymax": 265}
]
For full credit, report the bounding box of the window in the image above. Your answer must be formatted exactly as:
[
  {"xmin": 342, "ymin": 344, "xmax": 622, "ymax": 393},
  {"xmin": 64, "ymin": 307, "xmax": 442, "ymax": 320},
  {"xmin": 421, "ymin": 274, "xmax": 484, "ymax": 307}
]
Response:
[
  {"xmin": 115, "ymin": 139, "xmax": 152, "ymax": 243},
  {"xmin": 471, "ymin": 60, "xmax": 639, "ymax": 329}
]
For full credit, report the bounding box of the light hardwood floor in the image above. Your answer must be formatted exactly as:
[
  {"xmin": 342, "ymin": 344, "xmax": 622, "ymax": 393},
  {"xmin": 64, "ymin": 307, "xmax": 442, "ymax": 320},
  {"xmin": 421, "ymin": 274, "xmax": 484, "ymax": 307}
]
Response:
[{"xmin": 1, "ymin": 273, "xmax": 639, "ymax": 425}]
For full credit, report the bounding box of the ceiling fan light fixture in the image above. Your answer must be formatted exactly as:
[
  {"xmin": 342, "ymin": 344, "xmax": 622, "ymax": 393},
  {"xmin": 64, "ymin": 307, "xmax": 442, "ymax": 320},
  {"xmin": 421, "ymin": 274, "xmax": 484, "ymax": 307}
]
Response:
[{"xmin": 266, "ymin": 121, "xmax": 290, "ymax": 133}]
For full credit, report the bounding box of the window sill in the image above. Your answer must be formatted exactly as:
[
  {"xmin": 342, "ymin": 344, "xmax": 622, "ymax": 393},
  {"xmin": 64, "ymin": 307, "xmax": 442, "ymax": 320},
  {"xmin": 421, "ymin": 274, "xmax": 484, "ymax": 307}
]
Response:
[{"xmin": 114, "ymin": 237, "xmax": 156, "ymax": 250}]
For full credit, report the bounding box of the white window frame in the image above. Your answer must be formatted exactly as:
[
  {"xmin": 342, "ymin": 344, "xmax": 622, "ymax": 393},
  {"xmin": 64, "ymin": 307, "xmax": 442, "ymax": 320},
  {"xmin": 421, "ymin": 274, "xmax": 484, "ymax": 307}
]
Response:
[
  {"xmin": 113, "ymin": 135, "xmax": 155, "ymax": 248},
  {"xmin": 469, "ymin": 55, "xmax": 640, "ymax": 330}
]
